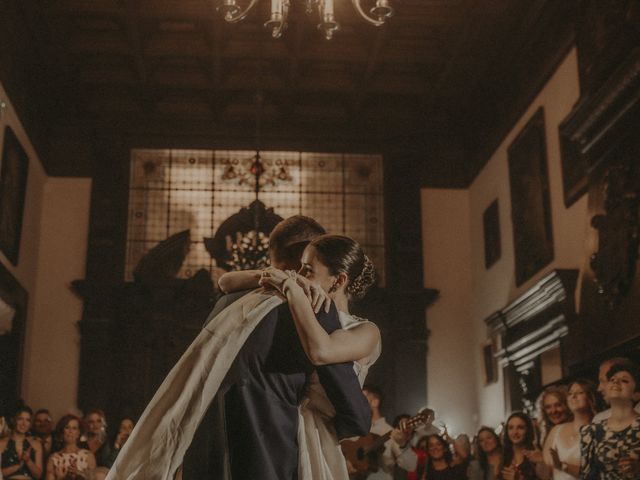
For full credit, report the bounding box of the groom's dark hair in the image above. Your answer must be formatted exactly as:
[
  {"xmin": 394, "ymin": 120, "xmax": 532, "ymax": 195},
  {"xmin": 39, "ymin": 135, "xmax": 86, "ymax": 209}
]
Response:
[{"xmin": 269, "ymin": 215, "xmax": 326, "ymax": 267}]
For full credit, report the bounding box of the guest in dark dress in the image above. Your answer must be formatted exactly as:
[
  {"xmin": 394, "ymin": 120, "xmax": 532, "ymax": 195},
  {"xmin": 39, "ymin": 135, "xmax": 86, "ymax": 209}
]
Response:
[
  {"xmin": 469, "ymin": 426, "xmax": 503, "ymax": 480},
  {"xmin": 423, "ymin": 434, "xmax": 467, "ymax": 480},
  {"xmin": 0, "ymin": 406, "xmax": 43, "ymax": 479},
  {"xmin": 500, "ymin": 412, "xmax": 541, "ymax": 480},
  {"xmin": 95, "ymin": 416, "xmax": 136, "ymax": 479}
]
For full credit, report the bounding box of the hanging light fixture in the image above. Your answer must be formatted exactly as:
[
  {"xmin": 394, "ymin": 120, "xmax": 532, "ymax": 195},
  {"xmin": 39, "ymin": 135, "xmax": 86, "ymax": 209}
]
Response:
[{"xmin": 218, "ymin": 0, "xmax": 393, "ymax": 40}]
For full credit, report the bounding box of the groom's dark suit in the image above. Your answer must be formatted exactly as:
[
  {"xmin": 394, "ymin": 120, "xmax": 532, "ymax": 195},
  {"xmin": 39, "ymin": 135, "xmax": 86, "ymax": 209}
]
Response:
[{"xmin": 184, "ymin": 290, "xmax": 371, "ymax": 480}]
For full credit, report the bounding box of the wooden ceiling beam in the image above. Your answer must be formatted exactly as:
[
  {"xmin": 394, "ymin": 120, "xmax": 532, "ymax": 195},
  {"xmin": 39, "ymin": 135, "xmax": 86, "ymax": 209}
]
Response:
[
  {"xmin": 195, "ymin": 8, "xmax": 227, "ymax": 117},
  {"xmin": 120, "ymin": 0, "xmax": 148, "ymax": 87},
  {"xmin": 278, "ymin": 16, "xmax": 306, "ymax": 118},
  {"xmin": 346, "ymin": 24, "xmax": 388, "ymax": 119},
  {"xmin": 17, "ymin": 0, "xmax": 92, "ymax": 131}
]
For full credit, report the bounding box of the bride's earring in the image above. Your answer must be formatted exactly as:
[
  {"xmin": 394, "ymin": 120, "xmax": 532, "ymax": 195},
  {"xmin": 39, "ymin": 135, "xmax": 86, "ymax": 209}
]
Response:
[{"xmin": 328, "ymin": 283, "xmax": 338, "ymax": 294}]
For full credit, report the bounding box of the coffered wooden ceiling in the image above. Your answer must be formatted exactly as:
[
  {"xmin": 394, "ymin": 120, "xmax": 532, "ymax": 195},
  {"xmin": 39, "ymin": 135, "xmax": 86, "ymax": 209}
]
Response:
[{"xmin": 5, "ymin": 0, "xmax": 575, "ymax": 184}]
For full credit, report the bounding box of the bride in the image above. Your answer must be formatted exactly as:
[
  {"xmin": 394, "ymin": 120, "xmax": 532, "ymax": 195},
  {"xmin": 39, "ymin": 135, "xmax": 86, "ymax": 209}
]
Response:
[{"xmin": 222, "ymin": 233, "xmax": 381, "ymax": 479}]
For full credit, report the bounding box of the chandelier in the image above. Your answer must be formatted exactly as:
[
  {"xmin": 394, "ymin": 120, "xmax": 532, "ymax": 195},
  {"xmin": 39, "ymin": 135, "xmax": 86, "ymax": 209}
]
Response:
[{"xmin": 218, "ymin": 0, "xmax": 394, "ymax": 40}]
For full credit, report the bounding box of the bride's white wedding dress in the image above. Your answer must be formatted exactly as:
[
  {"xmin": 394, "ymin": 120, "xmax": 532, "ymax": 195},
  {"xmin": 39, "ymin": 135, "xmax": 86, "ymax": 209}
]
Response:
[
  {"xmin": 297, "ymin": 311, "xmax": 381, "ymax": 480},
  {"xmin": 106, "ymin": 290, "xmax": 380, "ymax": 480}
]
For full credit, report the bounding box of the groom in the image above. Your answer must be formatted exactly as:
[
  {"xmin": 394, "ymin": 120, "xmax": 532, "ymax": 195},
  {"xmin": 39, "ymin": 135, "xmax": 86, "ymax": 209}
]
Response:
[{"xmin": 183, "ymin": 215, "xmax": 371, "ymax": 480}]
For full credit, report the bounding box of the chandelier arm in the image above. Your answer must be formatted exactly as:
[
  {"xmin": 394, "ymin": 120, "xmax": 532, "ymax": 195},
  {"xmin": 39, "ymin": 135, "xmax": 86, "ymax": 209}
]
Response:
[
  {"xmin": 224, "ymin": 0, "xmax": 260, "ymax": 23},
  {"xmin": 351, "ymin": 0, "xmax": 385, "ymax": 26}
]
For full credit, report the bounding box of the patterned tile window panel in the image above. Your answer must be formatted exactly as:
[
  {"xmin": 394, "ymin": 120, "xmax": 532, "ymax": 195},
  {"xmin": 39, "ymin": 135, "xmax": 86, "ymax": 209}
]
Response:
[{"xmin": 126, "ymin": 149, "xmax": 385, "ymax": 285}]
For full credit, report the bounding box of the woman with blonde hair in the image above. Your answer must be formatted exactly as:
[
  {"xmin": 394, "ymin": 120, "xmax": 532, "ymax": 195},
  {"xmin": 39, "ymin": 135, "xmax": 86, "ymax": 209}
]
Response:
[{"xmin": 542, "ymin": 379, "xmax": 596, "ymax": 479}]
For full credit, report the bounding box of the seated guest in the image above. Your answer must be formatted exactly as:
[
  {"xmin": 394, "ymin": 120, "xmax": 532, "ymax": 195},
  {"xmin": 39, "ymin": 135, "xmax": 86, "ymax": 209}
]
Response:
[
  {"xmin": 81, "ymin": 409, "xmax": 107, "ymax": 456},
  {"xmin": 580, "ymin": 360, "xmax": 640, "ymax": 479},
  {"xmin": 469, "ymin": 426, "xmax": 503, "ymax": 480},
  {"xmin": 593, "ymin": 357, "xmax": 640, "ymax": 422},
  {"xmin": 538, "ymin": 386, "xmax": 571, "ymax": 445},
  {"xmin": 0, "ymin": 406, "xmax": 43, "ymax": 479},
  {"xmin": 501, "ymin": 412, "xmax": 542, "ymax": 480},
  {"xmin": 33, "ymin": 409, "xmax": 54, "ymax": 460},
  {"xmin": 423, "ymin": 434, "xmax": 467, "ymax": 479},
  {"xmin": 47, "ymin": 414, "xmax": 96, "ymax": 480},
  {"xmin": 95, "ymin": 416, "xmax": 135, "ymax": 476},
  {"xmin": 542, "ymin": 380, "xmax": 596, "ymax": 479}
]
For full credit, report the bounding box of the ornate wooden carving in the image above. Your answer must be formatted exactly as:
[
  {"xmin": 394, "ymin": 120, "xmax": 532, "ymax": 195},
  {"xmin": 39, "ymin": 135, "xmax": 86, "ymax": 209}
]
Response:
[
  {"xmin": 486, "ymin": 270, "xmax": 578, "ymax": 413},
  {"xmin": 575, "ymin": 0, "xmax": 640, "ymax": 95},
  {"xmin": 568, "ymin": 147, "xmax": 640, "ymax": 368},
  {"xmin": 559, "ymin": 0, "xmax": 640, "ymax": 367},
  {"xmin": 559, "ymin": 48, "xmax": 640, "ymax": 206},
  {"xmin": 133, "ymin": 229, "xmax": 190, "ymax": 283},
  {"xmin": 590, "ymin": 163, "xmax": 640, "ymax": 307},
  {"xmin": 74, "ymin": 270, "xmax": 217, "ymax": 423}
]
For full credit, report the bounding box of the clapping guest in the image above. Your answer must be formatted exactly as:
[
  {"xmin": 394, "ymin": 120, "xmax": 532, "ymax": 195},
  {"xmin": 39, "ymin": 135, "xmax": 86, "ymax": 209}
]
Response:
[
  {"xmin": 81, "ymin": 409, "xmax": 107, "ymax": 456},
  {"xmin": 469, "ymin": 426, "xmax": 503, "ymax": 480},
  {"xmin": 501, "ymin": 412, "xmax": 541, "ymax": 480},
  {"xmin": 46, "ymin": 414, "xmax": 96, "ymax": 480},
  {"xmin": 96, "ymin": 417, "xmax": 135, "ymax": 472},
  {"xmin": 580, "ymin": 360, "xmax": 640, "ymax": 479},
  {"xmin": 0, "ymin": 406, "xmax": 43, "ymax": 480},
  {"xmin": 422, "ymin": 434, "xmax": 467, "ymax": 479},
  {"xmin": 542, "ymin": 380, "xmax": 596, "ymax": 479}
]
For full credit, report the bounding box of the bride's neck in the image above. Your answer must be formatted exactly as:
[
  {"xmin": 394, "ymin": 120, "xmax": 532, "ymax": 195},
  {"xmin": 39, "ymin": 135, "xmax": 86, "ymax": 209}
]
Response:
[{"xmin": 334, "ymin": 293, "xmax": 349, "ymax": 313}]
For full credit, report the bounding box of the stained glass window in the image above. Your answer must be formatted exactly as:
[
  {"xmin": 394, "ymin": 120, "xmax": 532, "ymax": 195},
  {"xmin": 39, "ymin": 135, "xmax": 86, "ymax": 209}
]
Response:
[{"xmin": 126, "ymin": 149, "xmax": 385, "ymax": 285}]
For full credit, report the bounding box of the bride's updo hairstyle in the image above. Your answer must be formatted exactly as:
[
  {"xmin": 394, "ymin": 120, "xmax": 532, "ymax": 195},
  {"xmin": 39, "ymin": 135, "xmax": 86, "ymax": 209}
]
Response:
[{"xmin": 310, "ymin": 235, "xmax": 375, "ymax": 300}]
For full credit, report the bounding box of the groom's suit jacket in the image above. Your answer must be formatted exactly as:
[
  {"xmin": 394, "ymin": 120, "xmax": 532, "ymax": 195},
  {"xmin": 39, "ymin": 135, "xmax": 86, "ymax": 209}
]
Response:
[{"xmin": 183, "ymin": 290, "xmax": 371, "ymax": 480}]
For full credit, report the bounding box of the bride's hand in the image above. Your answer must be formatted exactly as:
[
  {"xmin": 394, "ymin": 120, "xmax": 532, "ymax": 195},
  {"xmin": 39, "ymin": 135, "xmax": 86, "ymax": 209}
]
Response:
[
  {"xmin": 258, "ymin": 268, "xmax": 292, "ymax": 293},
  {"xmin": 294, "ymin": 275, "xmax": 331, "ymax": 314}
]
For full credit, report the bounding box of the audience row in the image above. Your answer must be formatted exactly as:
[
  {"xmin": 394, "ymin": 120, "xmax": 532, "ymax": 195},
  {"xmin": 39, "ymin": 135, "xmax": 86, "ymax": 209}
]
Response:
[
  {"xmin": 0, "ymin": 408, "xmax": 134, "ymax": 480},
  {"xmin": 363, "ymin": 356, "xmax": 640, "ymax": 480},
  {"xmin": 1, "ymin": 356, "xmax": 638, "ymax": 480}
]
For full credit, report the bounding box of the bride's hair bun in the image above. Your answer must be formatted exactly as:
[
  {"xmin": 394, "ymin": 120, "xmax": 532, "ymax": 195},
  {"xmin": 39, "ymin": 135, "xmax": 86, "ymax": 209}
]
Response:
[
  {"xmin": 346, "ymin": 255, "xmax": 376, "ymax": 300},
  {"xmin": 310, "ymin": 235, "xmax": 376, "ymax": 301}
]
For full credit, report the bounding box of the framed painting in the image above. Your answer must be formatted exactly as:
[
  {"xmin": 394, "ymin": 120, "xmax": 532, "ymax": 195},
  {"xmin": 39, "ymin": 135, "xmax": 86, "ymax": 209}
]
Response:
[
  {"xmin": 508, "ymin": 108, "xmax": 554, "ymax": 286},
  {"xmin": 482, "ymin": 338, "xmax": 498, "ymax": 385},
  {"xmin": 483, "ymin": 199, "xmax": 501, "ymax": 269},
  {"xmin": 0, "ymin": 260, "xmax": 28, "ymax": 415},
  {"xmin": 0, "ymin": 127, "xmax": 29, "ymax": 265}
]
